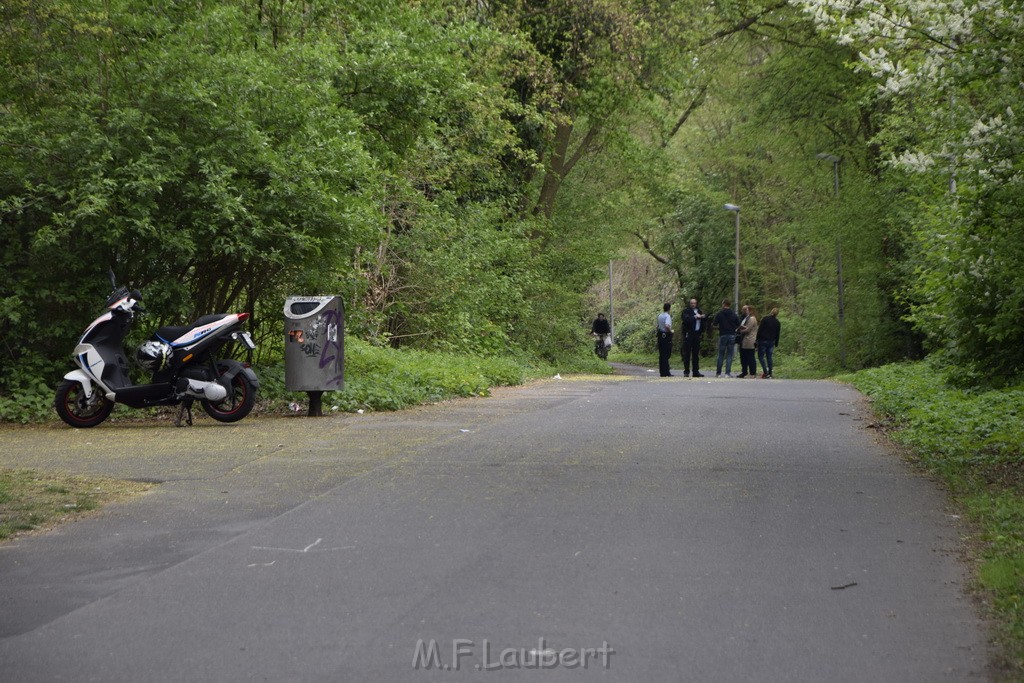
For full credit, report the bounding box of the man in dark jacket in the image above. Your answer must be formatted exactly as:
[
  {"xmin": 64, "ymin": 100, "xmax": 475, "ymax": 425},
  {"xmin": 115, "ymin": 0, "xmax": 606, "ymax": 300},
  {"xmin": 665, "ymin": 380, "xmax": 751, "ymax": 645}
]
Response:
[
  {"xmin": 756, "ymin": 308, "xmax": 781, "ymax": 378},
  {"xmin": 680, "ymin": 297, "xmax": 706, "ymax": 377},
  {"xmin": 591, "ymin": 313, "xmax": 612, "ymax": 358},
  {"xmin": 712, "ymin": 300, "xmax": 740, "ymax": 378}
]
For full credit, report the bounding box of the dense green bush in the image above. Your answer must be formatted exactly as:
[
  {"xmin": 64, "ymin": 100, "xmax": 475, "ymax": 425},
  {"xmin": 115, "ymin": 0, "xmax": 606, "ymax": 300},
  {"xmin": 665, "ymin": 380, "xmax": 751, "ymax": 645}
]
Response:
[
  {"xmin": 847, "ymin": 360, "xmax": 1023, "ymax": 476},
  {"xmin": 0, "ymin": 376, "xmax": 55, "ymax": 425},
  {"xmin": 0, "ymin": 0, "xmax": 620, "ymax": 395},
  {"xmin": 610, "ymin": 311, "xmax": 657, "ymax": 355}
]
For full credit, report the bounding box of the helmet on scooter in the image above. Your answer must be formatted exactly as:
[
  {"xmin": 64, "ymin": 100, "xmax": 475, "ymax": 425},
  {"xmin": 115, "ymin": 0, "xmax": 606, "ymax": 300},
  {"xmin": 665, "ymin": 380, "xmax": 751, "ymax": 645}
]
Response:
[{"xmin": 135, "ymin": 340, "xmax": 172, "ymax": 372}]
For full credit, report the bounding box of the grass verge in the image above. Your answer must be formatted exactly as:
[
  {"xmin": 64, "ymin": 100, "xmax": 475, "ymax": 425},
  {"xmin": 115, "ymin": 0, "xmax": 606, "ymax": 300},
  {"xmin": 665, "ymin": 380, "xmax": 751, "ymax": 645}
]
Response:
[
  {"xmin": 253, "ymin": 338, "xmax": 614, "ymax": 415},
  {"xmin": 840, "ymin": 360, "xmax": 1024, "ymax": 674},
  {"xmin": 0, "ymin": 469, "xmax": 154, "ymax": 541},
  {"xmin": 2, "ymin": 338, "xmax": 615, "ymax": 423}
]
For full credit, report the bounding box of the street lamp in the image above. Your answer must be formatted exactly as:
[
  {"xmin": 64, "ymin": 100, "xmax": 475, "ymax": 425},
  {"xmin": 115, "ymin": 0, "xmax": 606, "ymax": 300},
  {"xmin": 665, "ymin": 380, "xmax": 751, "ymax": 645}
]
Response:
[
  {"xmin": 608, "ymin": 259, "xmax": 614, "ymax": 345},
  {"xmin": 816, "ymin": 153, "xmax": 841, "ymax": 194},
  {"xmin": 815, "ymin": 153, "xmax": 846, "ymax": 368},
  {"xmin": 724, "ymin": 203, "xmax": 740, "ymax": 306}
]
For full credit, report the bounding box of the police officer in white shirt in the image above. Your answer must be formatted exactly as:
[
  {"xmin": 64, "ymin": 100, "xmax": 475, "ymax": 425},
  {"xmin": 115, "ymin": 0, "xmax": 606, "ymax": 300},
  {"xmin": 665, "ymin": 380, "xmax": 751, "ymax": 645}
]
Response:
[{"xmin": 657, "ymin": 303, "xmax": 674, "ymax": 377}]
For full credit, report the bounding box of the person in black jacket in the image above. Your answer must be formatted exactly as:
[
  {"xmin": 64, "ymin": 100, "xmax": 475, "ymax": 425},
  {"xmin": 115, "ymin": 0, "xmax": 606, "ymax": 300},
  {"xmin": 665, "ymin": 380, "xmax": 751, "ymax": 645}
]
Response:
[
  {"xmin": 680, "ymin": 297, "xmax": 706, "ymax": 377},
  {"xmin": 591, "ymin": 313, "xmax": 611, "ymax": 358},
  {"xmin": 756, "ymin": 307, "xmax": 781, "ymax": 378},
  {"xmin": 712, "ymin": 300, "xmax": 741, "ymax": 378}
]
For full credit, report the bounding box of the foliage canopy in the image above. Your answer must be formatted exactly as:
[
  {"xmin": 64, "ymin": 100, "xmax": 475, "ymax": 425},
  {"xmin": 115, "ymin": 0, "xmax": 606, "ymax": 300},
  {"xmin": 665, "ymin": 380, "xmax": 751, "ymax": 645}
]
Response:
[{"xmin": 1, "ymin": 0, "xmax": 1021, "ymax": 398}]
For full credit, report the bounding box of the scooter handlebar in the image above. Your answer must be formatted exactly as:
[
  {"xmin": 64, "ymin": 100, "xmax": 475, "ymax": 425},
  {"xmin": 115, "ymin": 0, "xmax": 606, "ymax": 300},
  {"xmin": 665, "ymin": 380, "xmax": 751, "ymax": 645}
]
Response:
[{"xmin": 130, "ymin": 290, "xmax": 145, "ymax": 313}]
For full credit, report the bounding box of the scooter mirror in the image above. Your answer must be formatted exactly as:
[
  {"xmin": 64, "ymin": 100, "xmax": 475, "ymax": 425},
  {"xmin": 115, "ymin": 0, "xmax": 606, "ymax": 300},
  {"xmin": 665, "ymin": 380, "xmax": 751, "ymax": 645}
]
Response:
[{"xmin": 108, "ymin": 268, "xmax": 117, "ymax": 288}]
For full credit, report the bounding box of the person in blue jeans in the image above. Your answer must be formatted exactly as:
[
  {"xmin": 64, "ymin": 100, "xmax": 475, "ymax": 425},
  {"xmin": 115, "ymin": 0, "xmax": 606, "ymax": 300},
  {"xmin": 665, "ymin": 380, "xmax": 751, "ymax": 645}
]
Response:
[
  {"xmin": 712, "ymin": 299, "xmax": 740, "ymax": 377},
  {"xmin": 757, "ymin": 307, "xmax": 781, "ymax": 378}
]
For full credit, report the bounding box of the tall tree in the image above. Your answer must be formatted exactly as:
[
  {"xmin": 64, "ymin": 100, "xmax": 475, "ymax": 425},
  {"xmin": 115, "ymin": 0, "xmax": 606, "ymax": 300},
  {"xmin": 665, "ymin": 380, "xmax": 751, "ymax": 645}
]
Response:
[
  {"xmin": 628, "ymin": 3, "xmax": 914, "ymax": 368},
  {"xmin": 796, "ymin": 0, "xmax": 1024, "ymax": 380}
]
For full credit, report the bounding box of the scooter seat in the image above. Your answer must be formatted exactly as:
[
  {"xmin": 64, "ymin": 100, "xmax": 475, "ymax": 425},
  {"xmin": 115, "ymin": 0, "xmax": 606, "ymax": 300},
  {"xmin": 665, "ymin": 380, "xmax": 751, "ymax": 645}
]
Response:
[
  {"xmin": 154, "ymin": 326, "xmax": 188, "ymax": 343},
  {"xmin": 154, "ymin": 314, "xmax": 231, "ymax": 345}
]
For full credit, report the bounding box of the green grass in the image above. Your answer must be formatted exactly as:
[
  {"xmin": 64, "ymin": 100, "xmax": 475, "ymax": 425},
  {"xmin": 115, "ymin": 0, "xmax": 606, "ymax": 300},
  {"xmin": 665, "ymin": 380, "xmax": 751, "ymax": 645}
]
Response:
[
  {"xmin": 1, "ymin": 337, "xmax": 617, "ymax": 423},
  {"xmin": 0, "ymin": 469, "xmax": 153, "ymax": 541},
  {"xmin": 841, "ymin": 360, "xmax": 1024, "ymax": 673},
  {"xmin": 253, "ymin": 337, "xmax": 615, "ymax": 414},
  {"xmin": 606, "ymin": 349, "xmax": 658, "ymax": 367}
]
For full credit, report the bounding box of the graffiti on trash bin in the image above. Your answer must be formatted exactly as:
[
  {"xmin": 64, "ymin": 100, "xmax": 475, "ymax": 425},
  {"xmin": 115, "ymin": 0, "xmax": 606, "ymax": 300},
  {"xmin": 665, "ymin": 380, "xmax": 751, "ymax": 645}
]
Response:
[
  {"xmin": 317, "ymin": 308, "xmax": 343, "ymax": 387},
  {"xmin": 287, "ymin": 310, "xmax": 343, "ymax": 388},
  {"xmin": 288, "ymin": 329, "xmax": 319, "ymax": 356}
]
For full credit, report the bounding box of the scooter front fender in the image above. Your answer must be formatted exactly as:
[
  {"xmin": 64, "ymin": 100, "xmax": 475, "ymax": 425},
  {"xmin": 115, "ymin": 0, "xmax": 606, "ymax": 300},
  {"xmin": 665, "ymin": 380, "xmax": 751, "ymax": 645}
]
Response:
[
  {"xmin": 71, "ymin": 342, "xmax": 118, "ymax": 401},
  {"xmin": 63, "ymin": 368, "xmax": 115, "ymax": 402}
]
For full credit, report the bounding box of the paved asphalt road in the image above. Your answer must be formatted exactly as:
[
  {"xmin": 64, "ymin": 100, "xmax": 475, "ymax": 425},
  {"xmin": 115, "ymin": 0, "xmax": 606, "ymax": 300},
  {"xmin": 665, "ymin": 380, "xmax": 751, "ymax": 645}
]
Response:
[{"xmin": 0, "ymin": 372, "xmax": 990, "ymax": 681}]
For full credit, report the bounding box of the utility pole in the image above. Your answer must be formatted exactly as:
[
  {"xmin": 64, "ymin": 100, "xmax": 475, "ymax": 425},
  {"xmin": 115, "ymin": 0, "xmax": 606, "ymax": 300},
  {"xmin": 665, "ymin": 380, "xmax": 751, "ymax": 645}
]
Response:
[
  {"xmin": 724, "ymin": 204, "xmax": 741, "ymax": 306},
  {"xmin": 608, "ymin": 260, "xmax": 614, "ymax": 344},
  {"xmin": 816, "ymin": 153, "xmax": 845, "ymax": 368}
]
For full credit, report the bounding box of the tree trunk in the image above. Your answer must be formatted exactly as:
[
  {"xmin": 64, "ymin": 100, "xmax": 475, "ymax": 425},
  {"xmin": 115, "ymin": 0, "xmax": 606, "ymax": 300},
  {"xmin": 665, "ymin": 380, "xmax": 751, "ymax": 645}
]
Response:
[
  {"xmin": 532, "ymin": 121, "xmax": 601, "ymax": 219},
  {"xmin": 533, "ymin": 121, "xmax": 573, "ymax": 219}
]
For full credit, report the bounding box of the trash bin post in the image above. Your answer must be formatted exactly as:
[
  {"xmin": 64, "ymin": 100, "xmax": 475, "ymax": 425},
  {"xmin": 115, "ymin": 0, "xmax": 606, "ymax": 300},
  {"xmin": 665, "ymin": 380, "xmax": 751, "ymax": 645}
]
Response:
[
  {"xmin": 284, "ymin": 296, "xmax": 344, "ymax": 416},
  {"xmin": 308, "ymin": 391, "xmax": 323, "ymax": 417}
]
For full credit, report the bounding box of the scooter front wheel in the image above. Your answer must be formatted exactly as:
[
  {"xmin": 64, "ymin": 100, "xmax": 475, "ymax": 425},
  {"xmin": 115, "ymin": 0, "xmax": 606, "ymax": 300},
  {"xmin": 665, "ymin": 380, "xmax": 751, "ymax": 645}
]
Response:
[
  {"xmin": 202, "ymin": 372, "xmax": 256, "ymax": 423},
  {"xmin": 55, "ymin": 379, "xmax": 114, "ymax": 428}
]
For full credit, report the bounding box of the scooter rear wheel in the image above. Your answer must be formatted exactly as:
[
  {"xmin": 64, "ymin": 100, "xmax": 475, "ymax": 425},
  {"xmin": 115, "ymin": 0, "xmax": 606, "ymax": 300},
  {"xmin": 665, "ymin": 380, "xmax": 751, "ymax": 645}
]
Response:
[
  {"xmin": 55, "ymin": 379, "xmax": 114, "ymax": 428},
  {"xmin": 201, "ymin": 372, "xmax": 256, "ymax": 423}
]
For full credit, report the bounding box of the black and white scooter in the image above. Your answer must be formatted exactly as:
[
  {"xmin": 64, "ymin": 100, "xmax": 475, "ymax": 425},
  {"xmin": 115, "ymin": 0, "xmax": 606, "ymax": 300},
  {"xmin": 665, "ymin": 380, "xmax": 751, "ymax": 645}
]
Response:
[{"xmin": 55, "ymin": 273, "xmax": 259, "ymax": 427}]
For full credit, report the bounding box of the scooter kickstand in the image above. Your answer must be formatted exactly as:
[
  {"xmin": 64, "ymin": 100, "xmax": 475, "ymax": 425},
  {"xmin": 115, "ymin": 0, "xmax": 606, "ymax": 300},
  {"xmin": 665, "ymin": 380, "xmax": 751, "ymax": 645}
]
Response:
[{"xmin": 175, "ymin": 401, "xmax": 194, "ymax": 428}]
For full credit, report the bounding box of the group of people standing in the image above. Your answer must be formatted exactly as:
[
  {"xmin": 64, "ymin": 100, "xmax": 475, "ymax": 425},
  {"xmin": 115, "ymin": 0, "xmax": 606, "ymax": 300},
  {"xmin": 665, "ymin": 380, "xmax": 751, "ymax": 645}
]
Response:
[{"xmin": 656, "ymin": 299, "xmax": 780, "ymax": 379}]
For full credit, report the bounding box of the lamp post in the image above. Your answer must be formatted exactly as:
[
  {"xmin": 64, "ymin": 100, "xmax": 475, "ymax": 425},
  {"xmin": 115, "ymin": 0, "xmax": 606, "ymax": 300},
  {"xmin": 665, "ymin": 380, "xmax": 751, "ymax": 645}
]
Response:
[
  {"xmin": 817, "ymin": 153, "xmax": 840, "ymax": 195},
  {"xmin": 608, "ymin": 259, "xmax": 614, "ymax": 344},
  {"xmin": 724, "ymin": 203, "xmax": 741, "ymax": 306},
  {"xmin": 815, "ymin": 153, "xmax": 846, "ymax": 368}
]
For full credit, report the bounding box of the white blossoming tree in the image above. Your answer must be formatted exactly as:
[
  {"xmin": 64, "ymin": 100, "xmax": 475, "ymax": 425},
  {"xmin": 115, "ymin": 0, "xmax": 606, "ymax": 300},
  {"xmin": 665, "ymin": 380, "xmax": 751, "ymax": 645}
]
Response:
[{"xmin": 794, "ymin": 0, "xmax": 1024, "ymax": 379}]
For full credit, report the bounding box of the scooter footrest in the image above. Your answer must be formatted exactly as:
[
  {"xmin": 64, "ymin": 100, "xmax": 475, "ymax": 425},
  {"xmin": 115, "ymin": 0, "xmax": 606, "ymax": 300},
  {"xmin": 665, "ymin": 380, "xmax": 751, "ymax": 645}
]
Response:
[{"xmin": 113, "ymin": 383, "xmax": 174, "ymax": 408}]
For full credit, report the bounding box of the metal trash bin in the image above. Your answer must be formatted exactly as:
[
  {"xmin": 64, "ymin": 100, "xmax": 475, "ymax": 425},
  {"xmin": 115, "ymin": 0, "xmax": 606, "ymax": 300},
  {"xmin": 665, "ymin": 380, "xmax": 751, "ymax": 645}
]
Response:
[{"xmin": 284, "ymin": 296, "xmax": 344, "ymax": 415}]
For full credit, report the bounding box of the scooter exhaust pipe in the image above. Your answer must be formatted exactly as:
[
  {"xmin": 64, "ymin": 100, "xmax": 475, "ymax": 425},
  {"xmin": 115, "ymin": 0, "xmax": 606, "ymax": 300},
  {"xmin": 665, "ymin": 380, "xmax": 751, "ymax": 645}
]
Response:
[{"xmin": 176, "ymin": 378, "xmax": 228, "ymax": 402}]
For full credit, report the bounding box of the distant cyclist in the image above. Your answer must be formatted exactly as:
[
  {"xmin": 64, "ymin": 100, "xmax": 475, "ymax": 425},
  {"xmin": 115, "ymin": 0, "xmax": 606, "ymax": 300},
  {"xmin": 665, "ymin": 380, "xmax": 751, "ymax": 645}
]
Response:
[{"xmin": 591, "ymin": 313, "xmax": 612, "ymax": 359}]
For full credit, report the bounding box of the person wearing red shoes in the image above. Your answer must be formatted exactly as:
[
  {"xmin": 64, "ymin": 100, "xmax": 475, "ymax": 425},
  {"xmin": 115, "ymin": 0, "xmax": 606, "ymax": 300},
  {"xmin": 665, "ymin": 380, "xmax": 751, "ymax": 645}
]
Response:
[{"xmin": 737, "ymin": 305, "xmax": 759, "ymax": 378}]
